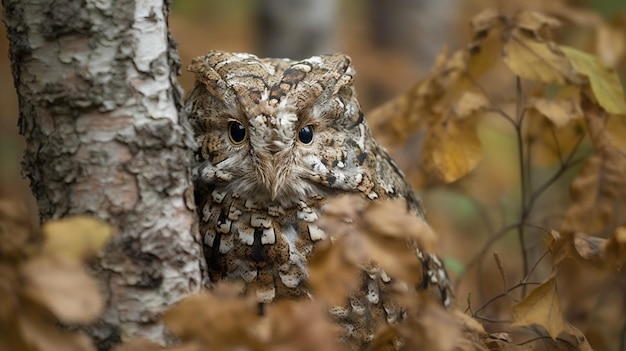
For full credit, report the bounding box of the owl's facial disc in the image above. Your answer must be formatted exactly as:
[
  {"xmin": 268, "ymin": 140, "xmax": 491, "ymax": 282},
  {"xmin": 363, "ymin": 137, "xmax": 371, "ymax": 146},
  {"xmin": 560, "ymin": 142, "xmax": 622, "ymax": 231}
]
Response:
[{"xmin": 248, "ymin": 113, "xmax": 298, "ymax": 201}]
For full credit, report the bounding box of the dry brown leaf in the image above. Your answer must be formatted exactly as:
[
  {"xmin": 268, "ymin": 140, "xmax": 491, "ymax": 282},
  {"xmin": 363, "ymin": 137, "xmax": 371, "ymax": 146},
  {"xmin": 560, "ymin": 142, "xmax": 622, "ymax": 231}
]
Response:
[
  {"xmin": 262, "ymin": 300, "xmax": 344, "ymax": 351},
  {"xmin": 425, "ymin": 116, "xmax": 483, "ymax": 183},
  {"xmin": 483, "ymin": 334, "xmax": 534, "ymax": 351},
  {"xmin": 17, "ymin": 300, "xmax": 96, "ymax": 351},
  {"xmin": 111, "ymin": 338, "xmax": 166, "ymax": 351},
  {"xmin": 573, "ymin": 232, "xmax": 607, "ymax": 268},
  {"xmin": 512, "ymin": 277, "xmax": 566, "ymax": 340},
  {"xmin": 503, "ymin": 28, "xmax": 575, "ymax": 84},
  {"xmin": 467, "ymin": 9, "xmax": 504, "ymax": 76},
  {"xmin": 529, "ymin": 87, "xmax": 583, "ymax": 129},
  {"xmin": 395, "ymin": 300, "xmax": 466, "ymax": 351},
  {"xmin": 42, "ymin": 216, "xmax": 111, "ymax": 264},
  {"xmin": 525, "ymin": 108, "xmax": 585, "ymax": 166},
  {"xmin": 545, "ymin": 229, "xmax": 569, "ymax": 266},
  {"xmin": 563, "ymin": 323, "xmax": 595, "ymax": 351},
  {"xmin": 561, "ymin": 105, "xmax": 626, "ymax": 236},
  {"xmin": 361, "ymin": 200, "xmax": 436, "ymax": 285},
  {"xmin": 0, "ymin": 199, "xmax": 38, "ymax": 261},
  {"xmin": 453, "ymin": 90, "xmax": 489, "ymax": 118},
  {"xmin": 307, "ymin": 238, "xmax": 361, "ymax": 307},
  {"xmin": 561, "ymin": 147, "xmax": 624, "ymax": 235},
  {"xmin": 561, "ymin": 46, "xmax": 626, "ymax": 115},
  {"xmin": 20, "ymin": 256, "xmax": 104, "ymax": 324},
  {"xmin": 163, "ymin": 288, "xmax": 261, "ymax": 350},
  {"xmin": 605, "ymin": 114, "xmax": 626, "ymax": 151},
  {"xmin": 605, "ymin": 226, "xmax": 626, "ymax": 268}
]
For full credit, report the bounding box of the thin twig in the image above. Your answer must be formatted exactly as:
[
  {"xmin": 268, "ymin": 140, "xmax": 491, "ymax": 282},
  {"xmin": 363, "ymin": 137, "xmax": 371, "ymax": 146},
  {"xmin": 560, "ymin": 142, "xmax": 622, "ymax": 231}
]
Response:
[
  {"xmin": 472, "ymin": 281, "xmax": 541, "ymax": 317},
  {"xmin": 514, "ymin": 77, "xmax": 529, "ymax": 296}
]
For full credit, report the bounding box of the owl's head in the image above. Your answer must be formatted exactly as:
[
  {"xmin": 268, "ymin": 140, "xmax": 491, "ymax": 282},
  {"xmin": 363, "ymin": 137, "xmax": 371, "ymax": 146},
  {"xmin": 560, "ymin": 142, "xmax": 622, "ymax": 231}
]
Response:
[{"xmin": 186, "ymin": 51, "xmax": 370, "ymax": 208}]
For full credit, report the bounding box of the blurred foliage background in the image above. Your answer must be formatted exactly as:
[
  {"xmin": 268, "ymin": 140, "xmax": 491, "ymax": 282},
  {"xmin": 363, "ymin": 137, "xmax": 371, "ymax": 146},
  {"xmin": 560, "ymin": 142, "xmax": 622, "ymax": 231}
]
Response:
[{"xmin": 1, "ymin": 0, "xmax": 626, "ymax": 348}]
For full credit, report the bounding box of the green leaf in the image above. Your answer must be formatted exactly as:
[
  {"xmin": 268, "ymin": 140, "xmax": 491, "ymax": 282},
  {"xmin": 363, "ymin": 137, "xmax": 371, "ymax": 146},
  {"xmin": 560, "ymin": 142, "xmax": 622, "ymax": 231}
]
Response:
[{"xmin": 561, "ymin": 46, "xmax": 626, "ymax": 114}]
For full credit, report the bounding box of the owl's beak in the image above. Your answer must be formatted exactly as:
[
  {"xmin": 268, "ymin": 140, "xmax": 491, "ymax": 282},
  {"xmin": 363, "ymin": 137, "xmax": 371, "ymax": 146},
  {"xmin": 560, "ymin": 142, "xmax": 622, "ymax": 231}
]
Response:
[
  {"xmin": 270, "ymin": 182, "xmax": 281, "ymax": 201},
  {"xmin": 265, "ymin": 163, "xmax": 289, "ymax": 201}
]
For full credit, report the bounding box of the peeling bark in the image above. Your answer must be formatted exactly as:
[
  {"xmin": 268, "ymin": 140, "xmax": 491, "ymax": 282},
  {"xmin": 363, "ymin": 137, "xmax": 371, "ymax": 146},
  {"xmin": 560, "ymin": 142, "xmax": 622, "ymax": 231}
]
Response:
[{"xmin": 2, "ymin": 0, "xmax": 204, "ymax": 348}]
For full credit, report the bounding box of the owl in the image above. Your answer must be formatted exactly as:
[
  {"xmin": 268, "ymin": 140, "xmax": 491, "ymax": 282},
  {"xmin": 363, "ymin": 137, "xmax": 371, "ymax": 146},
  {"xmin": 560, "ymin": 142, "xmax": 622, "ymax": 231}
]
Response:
[{"xmin": 185, "ymin": 51, "xmax": 452, "ymax": 346}]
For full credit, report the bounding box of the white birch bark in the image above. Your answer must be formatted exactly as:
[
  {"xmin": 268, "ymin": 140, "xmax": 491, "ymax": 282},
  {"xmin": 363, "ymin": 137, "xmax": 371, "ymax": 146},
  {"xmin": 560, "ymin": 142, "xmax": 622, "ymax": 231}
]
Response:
[{"xmin": 3, "ymin": 0, "xmax": 203, "ymax": 348}]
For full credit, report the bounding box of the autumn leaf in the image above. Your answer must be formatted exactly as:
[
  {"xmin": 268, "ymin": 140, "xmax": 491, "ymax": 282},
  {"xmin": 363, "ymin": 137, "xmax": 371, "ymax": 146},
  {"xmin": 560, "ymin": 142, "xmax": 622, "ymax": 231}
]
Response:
[
  {"xmin": 561, "ymin": 147, "xmax": 625, "ymax": 235},
  {"xmin": 529, "ymin": 86, "xmax": 583, "ymax": 129},
  {"xmin": 163, "ymin": 288, "xmax": 261, "ymax": 350},
  {"xmin": 262, "ymin": 300, "xmax": 344, "ymax": 351},
  {"xmin": 605, "ymin": 114, "xmax": 626, "ymax": 151},
  {"xmin": 0, "ymin": 200, "xmax": 37, "ymax": 261},
  {"xmin": 545, "ymin": 229, "xmax": 569, "ymax": 266},
  {"xmin": 467, "ymin": 8, "xmax": 503, "ymax": 76},
  {"xmin": 605, "ymin": 226, "xmax": 626, "ymax": 268},
  {"xmin": 361, "ymin": 200, "xmax": 437, "ymax": 285},
  {"xmin": 503, "ymin": 28, "xmax": 575, "ymax": 84},
  {"xmin": 512, "ymin": 278, "xmax": 566, "ymax": 340},
  {"xmin": 21, "ymin": 256, "xmax": 104, "ymax": 324},
  {"xmin": 307, "ymin": 239, "xmax": 361, "ymax": 307},
  {"xmin": 572, "ymin": 232, "xmax": 608, "ymax": 268},
  {"xmin": 561, "ymin": 46, "xmax": 626, "ymax": 114},
  {"xmin": 425, "ymin": 116, "xmax": 483, "ymax": 183},
  {"xmin": 17, "ymin": 300, "xmax": 96, "ymax": 351},
  {"xmin": 42, "ymin": 216, "xmax": 111, "ymax": 264},
  {"xmin": 524, "ymin": 108, "xmax": 585, "ymax": 166}
]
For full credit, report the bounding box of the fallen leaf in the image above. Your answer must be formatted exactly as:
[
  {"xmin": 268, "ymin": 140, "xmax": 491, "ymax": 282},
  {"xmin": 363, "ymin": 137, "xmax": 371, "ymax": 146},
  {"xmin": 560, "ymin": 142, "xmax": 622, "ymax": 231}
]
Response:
[
  {"xmin": 21, "ymin": 256, "xmax": 104, "ymax": 324},
  {"xmin": 512, "ymin": 277, "xmax": 566, "ymax": 340}
]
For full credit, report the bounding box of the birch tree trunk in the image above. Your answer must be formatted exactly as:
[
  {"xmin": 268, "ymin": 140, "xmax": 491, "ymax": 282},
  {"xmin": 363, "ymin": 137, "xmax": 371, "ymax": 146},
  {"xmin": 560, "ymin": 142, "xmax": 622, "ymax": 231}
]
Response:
[{"xmin": 2, "ymin": 0, "xmax": 203, "ymax": 348}]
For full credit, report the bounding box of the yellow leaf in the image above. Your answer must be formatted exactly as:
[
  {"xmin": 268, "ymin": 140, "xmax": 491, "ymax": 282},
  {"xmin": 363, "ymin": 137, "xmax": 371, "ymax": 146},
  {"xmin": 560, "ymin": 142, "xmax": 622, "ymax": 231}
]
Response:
[
  {"xmin": 503, "ymin": 29, "xmax": 575, "ymax": 84},
  {"xmin": 525, "ymin": 108, "xmax": 585, "ymax": 166},
  {"xmin": 426, "ymin": 117, "xmax": 483, "ymax": 183},
  {"xmin": 561, "ymin": 46, "xmax": 626, "ymax": 114},
  {"xmin": 606, "ymin": 114, "xmax": 626, "ymax": 151},
  {"xmin": 452, "ymin": 90, "xmax": 489, "ymax": 118},
  {"xmin": 21, "ymin": 256, "xmax": 104, "ymax": 324},
  {"xmin": 530, "ymin": 86, "xmax": 583, "ymax": 128},
  {"xmin": 512, "ymin": 278, "xmax": 566, "ymax": 340},
  {"xmin": 467, "ymin": 10, "xmax": 504, "ymax": 77},
  {"xmin": 42, "ymin": 216, "xmax": 111, "ymax": 263},
  {"xmin": 515, "ymin": 11, "xmax": 561, "ymax": 33}
]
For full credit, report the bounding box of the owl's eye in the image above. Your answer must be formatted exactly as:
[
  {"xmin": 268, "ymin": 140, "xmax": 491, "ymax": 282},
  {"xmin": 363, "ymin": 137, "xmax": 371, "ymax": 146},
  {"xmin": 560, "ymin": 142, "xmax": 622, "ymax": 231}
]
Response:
[
  {"xmin": 228, "ymin": 121, "xmax": 246, "ymax": 144},
  {"xmin": 298, "ymin": 125, "xmax": 314, "ymax": 144}
]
